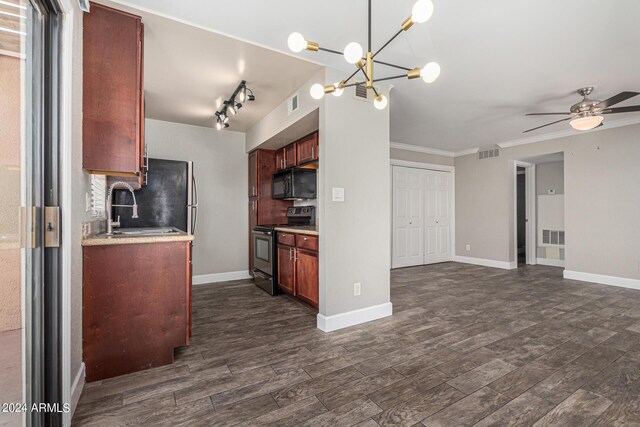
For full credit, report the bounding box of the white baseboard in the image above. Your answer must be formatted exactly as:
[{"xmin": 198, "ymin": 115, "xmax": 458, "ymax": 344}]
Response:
[
  {"xmin": 70, "ymin": 362, "xmax": 85, "ymax": 418},
  {"xmin": 193, "ymin": 270, "xmax": 252, "ymax": 285},
  {"xmin": 537, "ymin": 258, "xmax": 565, "ymax": 268},
  {"xmin": 454, "ymin": 255, "xmax": 517, "ymax": 270},
  {"xmin": 317, "ymin": 302, "xmax": 393, "ymax": 333},
  {"xmin": 563, "ymin": 270, "xmax": 640, "ymax": 291}
]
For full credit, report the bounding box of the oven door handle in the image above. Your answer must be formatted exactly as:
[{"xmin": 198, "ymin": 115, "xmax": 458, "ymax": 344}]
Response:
[{"xmin": 252, "ymin": 230, "xmax": 271, "ymax": 236}]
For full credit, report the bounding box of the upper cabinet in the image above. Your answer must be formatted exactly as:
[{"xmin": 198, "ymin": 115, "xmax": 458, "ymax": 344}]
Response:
[
  {"xmin": 83, "ymin": 3, "xmax": 145, "ymax": 178},
  {"xmin": 276, "ymin": 131, "xmax": 318, "ymax": 171},
  {"xmin": 296, "ymin": 132, "xmax": 319, "ymax": 165}
]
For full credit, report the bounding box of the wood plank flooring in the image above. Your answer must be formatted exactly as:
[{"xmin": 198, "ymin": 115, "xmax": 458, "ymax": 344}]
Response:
[{"xmin": 73, "ymin": 263, "xmax": 640, "ymax": 426}]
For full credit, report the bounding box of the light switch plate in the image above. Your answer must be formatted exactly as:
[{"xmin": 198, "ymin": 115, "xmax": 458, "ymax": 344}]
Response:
[{"xmin": 332, "ymin": 187, "xmax": 345, "ymax": 202}]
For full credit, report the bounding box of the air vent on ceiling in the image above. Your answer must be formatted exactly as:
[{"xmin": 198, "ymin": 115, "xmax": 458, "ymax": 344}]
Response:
[
  {"xmin": 287, "ymin": 93, "xmax": 299, "ymax": 115},
  {"xmin": 478, "ymin": 148, "xmax": 500, "ymax": 160}
]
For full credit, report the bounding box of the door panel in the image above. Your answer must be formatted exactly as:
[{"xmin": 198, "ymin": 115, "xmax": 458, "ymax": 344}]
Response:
[
  {"xmin": 424, "ymin": 170, "xmax": 453, "ymax": 264},
  {"xmin": 295, "ymin": 249, "xmax": 318, "ymax": 308},
  {"xmin": 392, "ymin": 167, "xmax": 424, "ymax": 268},
  {"xmin": 277, "ymin": 244, "xmax": 295, "ymax": 295}
]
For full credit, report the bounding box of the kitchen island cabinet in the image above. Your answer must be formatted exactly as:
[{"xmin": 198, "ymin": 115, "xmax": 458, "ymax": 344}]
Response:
[{"xmin": 82, "ymin": 235, "xmax": 193, "ymax": 382}]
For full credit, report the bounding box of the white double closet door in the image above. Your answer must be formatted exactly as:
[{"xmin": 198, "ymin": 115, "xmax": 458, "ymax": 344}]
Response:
[{"xmin": 392, "ymin": 166, "xmax": 453, "ymax": 268}]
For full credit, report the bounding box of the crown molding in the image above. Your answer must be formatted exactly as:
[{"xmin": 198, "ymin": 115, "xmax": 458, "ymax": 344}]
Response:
[
  {"xmin": 454, "ymin": 147, "xmax": 480, "ymax": 157},
  {"xmin": 497, "ymin": 117, "xmax": 640, "ymax": 149},
  {"xmin": 390, "ymin": 142, "xmax": 455, "ymax": 157}
]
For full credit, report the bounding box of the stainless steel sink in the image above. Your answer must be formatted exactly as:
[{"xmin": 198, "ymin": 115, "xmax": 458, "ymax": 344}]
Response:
[{"xmin": 101, "ymin": 227, "xmax": 183, "ymax": 237}]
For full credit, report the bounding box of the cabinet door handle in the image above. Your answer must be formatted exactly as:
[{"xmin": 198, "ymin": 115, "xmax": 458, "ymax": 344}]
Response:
[
  {"xmin": 293, "ymin": 248, "xmax": 298, "ymax": 261},
  {"xmin": 311, "ymin": 146, "xmax": 315, "ymax": 159},
  {"xmin": 289, "ymin": 247, "xmax": 293, "ymax": 260}
]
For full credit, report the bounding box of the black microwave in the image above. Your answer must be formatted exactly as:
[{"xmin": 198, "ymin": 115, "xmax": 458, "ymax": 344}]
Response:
[{"xmin": 272, "ymin": 168, "xmax": 317, "ymax": 200}]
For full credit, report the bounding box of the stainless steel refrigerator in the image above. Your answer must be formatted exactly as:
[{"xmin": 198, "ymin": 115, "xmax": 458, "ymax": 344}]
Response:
[{"xmin": 113, "ymin": 158, "xmax": 198, "ymax": 234}]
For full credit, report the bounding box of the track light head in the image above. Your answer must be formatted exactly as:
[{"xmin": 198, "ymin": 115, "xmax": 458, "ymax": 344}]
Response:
[
  {"xmin": 225, "ymin": 101, "xmax": 236, "ymax": 115},
  {"xmin": 237, "ymin": 85, "xmax": 247, "ymax": 103},
  {"xmin": 235, "ymin": 102, "xmax": 243, "ymax": 110},
  {"xmin": 247, "ymin": 94, "xmax": 255, "ymax": 102}
]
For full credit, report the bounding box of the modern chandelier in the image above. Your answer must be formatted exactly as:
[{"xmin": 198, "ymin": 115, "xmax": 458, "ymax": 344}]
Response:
[
  {"xmin": 215, "ymin": 80, "xmax": 255, "ymax": 130},
  {"xmin": 287, "ymin": 0, "xmax": 440, "ymax": 110}
]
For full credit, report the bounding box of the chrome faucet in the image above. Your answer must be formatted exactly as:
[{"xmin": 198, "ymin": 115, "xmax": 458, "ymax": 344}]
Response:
[{"xmin": 106, "ymin": 181, "xmax": 138, "ymax": 235}]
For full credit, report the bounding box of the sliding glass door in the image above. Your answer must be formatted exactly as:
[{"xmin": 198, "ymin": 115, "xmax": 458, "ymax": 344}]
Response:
[{"xmin": 0, "ymin": 0, "xmax": 64, "ymax": 425}]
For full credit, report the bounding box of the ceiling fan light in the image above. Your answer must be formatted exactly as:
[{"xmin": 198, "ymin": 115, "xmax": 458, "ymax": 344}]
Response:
[
  {"xmin": 287, "ymin": 32, "xmax": 306, "ymax": 53},
  {"xmin": 343, "ymin": 42, "xmax": 363, "ymax": 64},
  {"xmin": 374, "ymin": 94, "xmax": 388, "ymax": 110},
  {"xmin": 310, "ymin": 83, "xmax": 325, "ymax": 100},
  {"xmin": 411, "ymin": 0, "xmax": 434, "ymax": 24},
  {"xmin": 570, "ymin": 114, "xmax": 603, "ymax": 131},
  {"xmin": 421, "ymin": 62, "xmax": 441, "ymax": 83}
]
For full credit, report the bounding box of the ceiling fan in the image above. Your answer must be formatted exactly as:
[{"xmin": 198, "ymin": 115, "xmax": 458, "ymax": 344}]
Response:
[{"xmin": 524, "ymin": 87, "xmax": 640, "ymax": 133}]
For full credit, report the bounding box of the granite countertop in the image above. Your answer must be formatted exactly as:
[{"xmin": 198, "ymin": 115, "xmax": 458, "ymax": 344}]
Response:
[
  {"xmin": 82, "ymin": 228, "xmax": 194, "ymax": 246},
  {"xmin": 274, "ymin": 226, "xmax": 319, "ymax": 236}
]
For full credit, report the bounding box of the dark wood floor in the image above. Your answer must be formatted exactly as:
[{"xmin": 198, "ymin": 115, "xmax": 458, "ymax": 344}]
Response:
[{"xmin": 73, "ymin": 263, "xmax": 640, "ymax": 426}]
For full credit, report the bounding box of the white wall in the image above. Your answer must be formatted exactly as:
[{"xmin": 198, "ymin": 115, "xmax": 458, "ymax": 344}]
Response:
[
  {"xmin": 145, "ymin": 119, "xmax": 248, "ymax": 278},
  {"xmin": 455, "ymin": 124, "xmax": 640, "ymax": 281},
  {"xmin": 536, "ymin": 161, "xmax": 564, "ymax": 261},
  {"xmin": 320, "ymin": 72, "xmax": 392, "ymax": 318},
  {"xmin": 246, "ymin": 69, "xmax": 325, "ymax": 153}
]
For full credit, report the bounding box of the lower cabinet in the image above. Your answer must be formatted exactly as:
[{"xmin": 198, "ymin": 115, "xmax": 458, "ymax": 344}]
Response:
[
  {"xmin": 295, "ymin": 248, "xmax": 319, "ymax": 308},
  {"xmin": 277, "ymin": 244, "xmax": 296, "ymax": 295},
  {"xmin": 277, "ymin": 232, "xmax": 319, "ymax": 309}
]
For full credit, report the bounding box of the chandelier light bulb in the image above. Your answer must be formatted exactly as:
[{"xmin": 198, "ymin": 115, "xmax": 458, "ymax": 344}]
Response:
[
  {"xmin": 411, "ymin": 0, "xmax": 434, "ymax": 24},
  {"xmin": 310, "ymin": 83, "xmax": 325, "ymax": 100},
  {"xmin": 421, "ymin": 61, "xmax": 441, "ymax": 83},
  {"xmin": 374, "ymin": 94, "xmax": 388, "ymax": 110},
  {"xmin": 333, "ymin": 82, "xmax": 344, "ymax": 97},
  {"xmin": 288, "ymin": 32, "xmax": 306, "ymax": 53},
  {"xmin": 343, "ymin": 42, "xmax": 364, "ymax": 64}
]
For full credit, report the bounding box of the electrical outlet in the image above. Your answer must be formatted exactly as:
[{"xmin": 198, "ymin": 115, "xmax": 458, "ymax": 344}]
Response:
[
  {"xmin": 353, "ymin": 282, "xmax": 361, "ymax": 296},
  {"xmin": 466, "ymin": 244, "xmax": 471, "ymax": 251},
  {"xmin": 332, "ymin": 187, "xmax": 345, "ymax": 202}
]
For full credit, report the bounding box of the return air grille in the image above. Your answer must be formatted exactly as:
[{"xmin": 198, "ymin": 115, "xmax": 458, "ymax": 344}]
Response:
[
  {"xmin": 355, "ymin": 84, "xmax": 368, "ymax": 99},
  {"xmin": 542, "ymin": 230, "xmax": 565, "ymax": 245},
  {"xmin": 478, "ymin": 148, "xmax": 500, "ymax": 159}
]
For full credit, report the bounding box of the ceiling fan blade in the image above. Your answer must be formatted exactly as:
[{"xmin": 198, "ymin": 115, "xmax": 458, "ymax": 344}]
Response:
[
  {"xmin": 596, "ymin": 91, "xmax": 640, "ymax": 109},
  {"xmin": 523, "ymin": 117, "xmax": 572, "ymax": 133},
  {"xmin": 602, "ymin": 105, "xmax": 640, "ymax": 114},
  {"xmin": 525, "ymin": 112, "xmax": 572, "ymax": 116}
]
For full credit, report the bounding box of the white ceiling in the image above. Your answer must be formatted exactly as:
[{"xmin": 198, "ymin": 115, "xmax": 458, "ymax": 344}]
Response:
[
  {"xmin": 108, "ymin": 0, "xmax": 640, "ymax": 150},
  {"xmin": 98, "ymin": 1, "xmax": 321, "ymax": 131}
]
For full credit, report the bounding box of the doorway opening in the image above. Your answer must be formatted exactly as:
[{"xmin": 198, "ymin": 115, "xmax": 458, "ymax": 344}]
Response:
[
  {"xmin": 516, "ymin": 167, "xmax": 526, "ymax": 265},
  {"xmin": 512, "ymin": 161, "xmax": 536, "ymax": 267},
  {"xmin": 391, "ymin": 162, "xmax": 455, "ymax": 269}
]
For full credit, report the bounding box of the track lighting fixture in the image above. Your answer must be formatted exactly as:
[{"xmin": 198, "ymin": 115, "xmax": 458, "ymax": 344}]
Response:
[
  {"xmin": 214, "ymin": 80, "xmax": 256, "ymax": 130},
  {"xmin": 287, "ymin": 0, "xmax": 440, "ymax": 110}
]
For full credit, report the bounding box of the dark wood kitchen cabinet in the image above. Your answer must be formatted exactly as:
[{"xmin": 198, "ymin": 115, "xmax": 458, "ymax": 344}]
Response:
[
  {"xmin": 277, "ymin": 231, "xmax": 319, "ymax": 309},
  {"xmin": 276, "ymin": 131, "xmax": 318, "ymax": 170},
  {"xmin": 295, "ymin": 248, "xmax": 319, "ymax": 308},
  {"xmin": 296, "ymin": 132, "xmax": 319, "ymax": 165},
  {"xmin": 83, "ymin": 2, "xmax": 145, "ymax": 178},
  {"xmin": 277, "ymin": 244, "xmax": 296, "ymax": 295},
  {"xmin": 83, "ymin": 241, "xmax": 191, "ymax": 382}
]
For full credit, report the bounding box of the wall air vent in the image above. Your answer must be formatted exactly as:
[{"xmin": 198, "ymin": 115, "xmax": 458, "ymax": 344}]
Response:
[
  {"xmin": 353, "ymin": 84, "xmax": 378, "ymax": 103},
  {"xmin": 478, "ymin": 148, "xmax": 500, "ymax": 160},
  {"xmin": 287, "ymin": 93, "xmax": 299, "ymax": 115}
]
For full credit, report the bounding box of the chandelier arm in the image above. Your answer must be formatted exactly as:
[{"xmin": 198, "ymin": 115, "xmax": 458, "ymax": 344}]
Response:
[
  {"xmin": 373, "ymin": 60, "xmax": 412, "ymax": 71},
  {"xmin": 373, "ymin": 74, "xmax": 407, "ymax": 83},
  {"xmin": 358, "ymin": 68, "xmax": 379, "ymax": 96},
  {"xmin": 317, "ymin": 46, "xmax": 343, "ymax": 56},
  {"xmin": 372, "ymin": 29, "xmax": 403, "ymax": 59}
]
